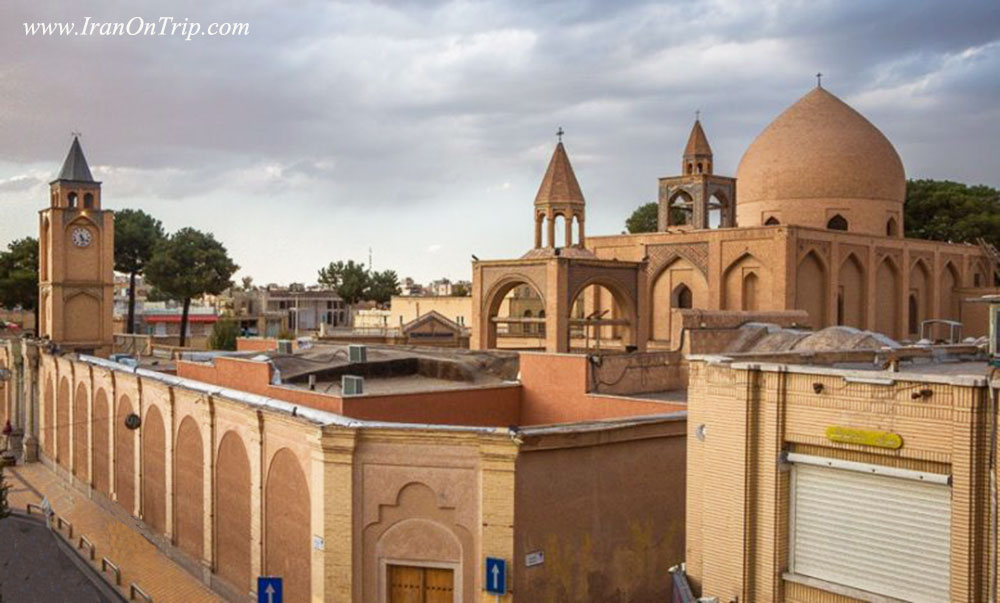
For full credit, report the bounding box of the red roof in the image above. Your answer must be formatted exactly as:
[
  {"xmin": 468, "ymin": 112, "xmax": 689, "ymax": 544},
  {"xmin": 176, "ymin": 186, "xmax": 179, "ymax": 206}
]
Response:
[{"xmin": 144, "ymin": 314, "xmax": 218, "ymax": 323}]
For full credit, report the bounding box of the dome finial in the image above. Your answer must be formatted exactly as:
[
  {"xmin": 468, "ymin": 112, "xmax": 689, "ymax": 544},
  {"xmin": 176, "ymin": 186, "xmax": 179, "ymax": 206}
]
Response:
[{"xmin": 816, "ymin": 72, "xmax": 823, "ymax": 88}]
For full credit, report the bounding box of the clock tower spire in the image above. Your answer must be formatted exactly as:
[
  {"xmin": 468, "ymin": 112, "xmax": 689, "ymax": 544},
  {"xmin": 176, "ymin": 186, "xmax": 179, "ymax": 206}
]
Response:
[{"xmin": 39, "ymin": 135, "xmax": 115, "ymax": 355}]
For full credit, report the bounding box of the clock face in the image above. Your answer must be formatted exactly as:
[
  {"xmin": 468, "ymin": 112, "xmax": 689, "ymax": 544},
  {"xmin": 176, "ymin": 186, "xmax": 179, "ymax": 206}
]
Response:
[{"xmin": 71, "ymin": 227, "xmax": 93, "ymax": 248}]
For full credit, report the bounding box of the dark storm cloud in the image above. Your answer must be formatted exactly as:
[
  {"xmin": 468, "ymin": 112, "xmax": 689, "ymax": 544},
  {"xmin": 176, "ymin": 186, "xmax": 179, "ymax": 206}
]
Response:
[{"xmin": 2, "ymin": 0, "xmax": 999, "ymax": 282}]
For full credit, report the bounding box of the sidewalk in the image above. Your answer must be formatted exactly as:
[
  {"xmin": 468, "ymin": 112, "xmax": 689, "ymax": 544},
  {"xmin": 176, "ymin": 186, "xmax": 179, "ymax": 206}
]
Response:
[{"xmin": 5, "ymin": 462, "xmax": 222, "ymax": 603}]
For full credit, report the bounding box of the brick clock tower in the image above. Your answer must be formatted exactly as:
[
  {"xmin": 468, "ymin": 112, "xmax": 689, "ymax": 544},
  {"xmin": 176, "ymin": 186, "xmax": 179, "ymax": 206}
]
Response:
[{"xmin": 38, "ymin": 137, "xmax": 114, "ymax": 355}]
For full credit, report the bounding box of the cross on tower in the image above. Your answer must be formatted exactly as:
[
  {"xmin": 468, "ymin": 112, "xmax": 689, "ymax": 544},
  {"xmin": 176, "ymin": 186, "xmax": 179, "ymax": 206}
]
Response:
[
  {"xmin": 695, "ymin": 109, "xmax": 701, "ymax": 121},
  {"xmin": 71, "ymin": 130, "xmax": 82, "ymax": 138},
  {"xmin": 816, "ymin": 72, "xmax": 823, "ymax": 88},
  {"xmin": 556, "ymin": 126, "xmax": 564, "ymax": 143}
]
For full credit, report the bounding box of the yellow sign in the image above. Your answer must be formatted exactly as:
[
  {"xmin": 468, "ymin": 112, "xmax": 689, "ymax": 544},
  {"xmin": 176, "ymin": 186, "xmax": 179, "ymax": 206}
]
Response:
[{"xmin": 825, "ymin": 426, "xmax": 903, "ymax": 450}]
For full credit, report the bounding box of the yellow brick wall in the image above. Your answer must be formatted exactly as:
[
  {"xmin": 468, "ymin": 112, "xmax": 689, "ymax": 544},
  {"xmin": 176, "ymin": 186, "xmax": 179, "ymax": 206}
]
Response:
[{"xmin": 687, "ymin": 358, "xmax": 994, "ymax": 602}]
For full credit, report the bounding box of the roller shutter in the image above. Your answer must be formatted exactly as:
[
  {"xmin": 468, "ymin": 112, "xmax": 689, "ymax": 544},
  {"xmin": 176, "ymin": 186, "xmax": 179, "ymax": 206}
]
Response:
[{"xmin": 790, "ymin": 461, "xmax": 950, "ymax": 602}]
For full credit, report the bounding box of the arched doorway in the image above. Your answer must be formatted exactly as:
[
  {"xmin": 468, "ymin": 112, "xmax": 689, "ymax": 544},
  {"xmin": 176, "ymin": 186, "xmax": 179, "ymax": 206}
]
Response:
[
  {"xmin": 909, "ymin": 260, "xmax": 932, "ymax": 338},
  {"xmin": 651, "ymin": 257, "xmax": 707, "ymax": 342},
  {"xmin": 569, "ymin": 279, "xmax": 638, "ymax": 351},
  {"xmin": 116, "ymin": 395, "xmax": 136, "ymax": 514},
  {"xmin": 73, "ymin": 383, "xmax": 89, "ymax": 480},
  {"xmin": 875, "ymin": 258, "xmax": 901, "ymax": 339},
  {"xmin": 142, "ymin": 405, "xmax": 166, "ymax": 534},
  {"xmin": 216, "ymin": 430, "xmax": 252, "ymax": 592},
  {"xmin": 173, "ymin": 416, "xmax": 204, "ymax": 559},
  {"xmin": 796, "ymin": 252, "xmax": 827, "ymax": 328},
  {"xmin": 92, "ymin": 389, "xmax": 110, "ymax": 496},
  {"xmin": 482, "ymin": 278, "xmax": 546, "ymax": 350},
  {"xmin": 722, "ymin": 254, "xmax": 768, "ymax": 311},
  {"xmin": 56, "ymin": 377, "xmax": 70, "ymax": 469},
  {"xmin": 265, "ymin": 449, "xmax": 311, "ymax": 603},
  {"xmin": 838, "ymin": 254, "xmax": 866, "ymax": 329}
]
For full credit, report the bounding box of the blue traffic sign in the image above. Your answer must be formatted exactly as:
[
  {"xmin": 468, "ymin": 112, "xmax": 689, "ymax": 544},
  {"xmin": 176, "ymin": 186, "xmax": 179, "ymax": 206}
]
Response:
[
  {"xmin": 258, "ymin": 576, "xmax": 283, "ymax": 603},
  {"xmin": 485, "ymin": 557, "xmax": 507, "ymax": 594}
]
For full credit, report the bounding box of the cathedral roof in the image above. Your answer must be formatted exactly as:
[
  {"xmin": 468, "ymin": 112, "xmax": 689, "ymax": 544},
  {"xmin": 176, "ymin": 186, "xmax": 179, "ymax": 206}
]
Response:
[
  {"xmin": 684, "ymin": 120, "xmax": 713, "ymax": 157},
  {"xmin": 736, "ymin": 86, "xmax": 905, "ymax": 206},
  {"xmin": 55, "ymin": 136, "xmax": 95, "ymax": 183},
  {"xmin": 534, "ymin": 142, "xmax": 585, "ymax": 206}
]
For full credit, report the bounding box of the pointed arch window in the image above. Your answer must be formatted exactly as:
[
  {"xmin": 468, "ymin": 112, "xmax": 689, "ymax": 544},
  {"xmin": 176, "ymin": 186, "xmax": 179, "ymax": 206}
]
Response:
[
  {"xmin": 67, "ymin": 192, "xmax": 78, "ymax": 208},
  {"xmin": 886, "ymin": 217, "xmax": 899, "ymax": 237},
  {"xmin": 84, "ymin": 193, "xmax": 94, "ymax": 209},
  {"xmin": 827, "ymin": 214, "xmax": 848, "ymax": 231},
  {"xmin": 672, "ymin": 284, "xmax": 693, "ymax": 309},
  {"xmin": 765, "ymin": 216, "xmax": 780, "ymax": 226},
  {"xmin": 908, "ymin": 294, "xmax": 919, "ymax": 335}
]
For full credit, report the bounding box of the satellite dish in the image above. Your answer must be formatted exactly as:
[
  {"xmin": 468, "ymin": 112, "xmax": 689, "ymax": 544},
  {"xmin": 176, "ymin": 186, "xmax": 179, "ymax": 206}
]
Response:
[{"xmin": 124, "ymin": 413, "xmax": 141, "ymax": 430}]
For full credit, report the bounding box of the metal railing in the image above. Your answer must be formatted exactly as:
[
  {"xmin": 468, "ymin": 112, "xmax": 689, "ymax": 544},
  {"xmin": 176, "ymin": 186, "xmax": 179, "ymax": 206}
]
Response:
[
  {"xmin": 77, "ymin": 535, "xmax": 95, "ymax": 560},
  {"xmin": 55, "ymin": 515, "xmax": 73, "ymax": 539},
  {"xmin": 129, "ymin": 583, "xmax": 153, "ymax": 602},
  {"xmin": 101, "ymin": 557, "xmax": 121, "ymax": 586}
]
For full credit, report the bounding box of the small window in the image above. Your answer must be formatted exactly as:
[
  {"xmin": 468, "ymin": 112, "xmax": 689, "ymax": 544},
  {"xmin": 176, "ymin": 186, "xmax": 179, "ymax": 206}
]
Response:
[
  {"xmin": 696, "ymin": 163, "xmax": 703, "ymax": 174},
  {"xmin": 908, "ymin": 294, "xmax": 919, "ymax": 335},
  {"xmin": 67, "ymin": 192, "xmax": 78, "ymax": 208},
  {"xmin": 672, "ymin": 284, "xmax": 693, "ymax": 309},
  {"xmin": 827, "ymin": 214, "xmax": 848, "ymax": 231},
  {"xmin": 686, "ymin": 163, "xmax": 693, "ymax": 175},
  {"xmin": 764, "ymin": 216, "xmax": 780, "ymax": 226},
  {"xmin": 886, "ymin": 217, "xmax": 899, "ymax": 237},
  {"xmin": 83, "ymin": 193, "xmax": 94, "ymax": 209}
]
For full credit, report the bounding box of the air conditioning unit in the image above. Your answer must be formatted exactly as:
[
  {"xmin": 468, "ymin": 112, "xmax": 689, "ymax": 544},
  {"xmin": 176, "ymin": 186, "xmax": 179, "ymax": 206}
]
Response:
[
  {"xmin": 348, "ymin": 344, "xmax": 367, "ymax": 363},
  {"xmin": 342, "ymin": 375, "xmax": 364, "ymax": 396},
  {"xmin": 277, "ymin": 340, "xmax": 293, "ymax": 354}
]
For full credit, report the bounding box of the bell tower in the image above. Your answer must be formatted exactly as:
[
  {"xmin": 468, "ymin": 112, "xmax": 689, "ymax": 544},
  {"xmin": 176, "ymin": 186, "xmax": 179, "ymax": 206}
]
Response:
[
  {"xmin": 658, "ymin": 117, "xmax": 737, "ymax": 230},
  {"xmin": 39, "ymin": 136, "xmax": 115, "ymax": 355}
]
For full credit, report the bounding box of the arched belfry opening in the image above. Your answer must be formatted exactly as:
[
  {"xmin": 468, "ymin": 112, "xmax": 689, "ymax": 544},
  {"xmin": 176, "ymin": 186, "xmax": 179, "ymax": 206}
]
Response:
[
  {"xmin": 529, "ymin": 136, "xmax": 587, "ymax": 254},
  {"xmin": 472, "ymin": 132, "xmax": 648, "ymax": 353},
  {"xmin": 658, "ymin": 118, "xmax": 736, "ymax": 230}
]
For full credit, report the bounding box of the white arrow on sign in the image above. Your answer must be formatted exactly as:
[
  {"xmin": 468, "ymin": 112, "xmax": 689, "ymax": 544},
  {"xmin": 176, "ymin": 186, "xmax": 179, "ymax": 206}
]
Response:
[
  {"xmin": 265, "ymin": 584, "xmax": 275, "ymax": 603},
  {"xmin": 491, "ymin": 564, "xmax": 500, "ymax": 590}
]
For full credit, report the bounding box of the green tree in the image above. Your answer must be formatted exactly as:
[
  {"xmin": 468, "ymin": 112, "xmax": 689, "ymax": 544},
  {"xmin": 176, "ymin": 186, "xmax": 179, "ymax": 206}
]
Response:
[
  {"xmin": 452, "ymin": 282, "xmax": 470, "ymax": 297},
  {"xmin": 625, "ymin": 202, "xmax": 658, "ymax": 233},
  {"xmin": 145, "ymin": 228, "xmax": 238, "ymax": 348},
  {"xmin": 904, "ymin": 179, "xmax": 1000, "ymax": 246},
  {"xmin": 114, "ymin": 209, "xmax": 165, "ymax": 334},
  {"xmin": 0, "ymin": 238, "xmax": 39, "ymax": 334},
  {"xmin": 208, "ymin": 319, "xmax": 239, "ymax": 351},
  {"xmin": 317, "ymin": 260, "xmax": 369, "ymax": 305},
  {"xmin": 366, "ymin": 270, "xmax": 401, "ymax": 306}
]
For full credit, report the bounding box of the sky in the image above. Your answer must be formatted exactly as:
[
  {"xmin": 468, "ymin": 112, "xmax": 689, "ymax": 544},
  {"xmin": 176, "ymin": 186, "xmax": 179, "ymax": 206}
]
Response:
[{"xmin": 2, "ymin": 0, "xmax": 999, "ymax": 285}]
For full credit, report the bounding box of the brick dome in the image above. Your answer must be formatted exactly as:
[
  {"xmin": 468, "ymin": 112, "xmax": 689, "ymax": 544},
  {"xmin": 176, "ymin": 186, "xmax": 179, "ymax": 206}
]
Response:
[{"xmin": 735, "ymin": 87, "xmax": 905, "ymax": 235}]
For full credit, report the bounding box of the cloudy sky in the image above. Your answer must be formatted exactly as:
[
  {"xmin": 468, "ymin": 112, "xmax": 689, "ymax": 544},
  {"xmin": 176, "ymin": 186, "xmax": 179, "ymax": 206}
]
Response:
[{"xmin": 2, "ymin": 0, "xmax": 998, "ymax": 285}]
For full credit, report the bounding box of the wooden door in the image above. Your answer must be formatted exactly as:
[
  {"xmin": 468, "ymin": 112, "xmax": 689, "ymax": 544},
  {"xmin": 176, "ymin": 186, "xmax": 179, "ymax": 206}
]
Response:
[{"xmin": 388, "ymin": 565, "xmax": 454, "ymax": 603}]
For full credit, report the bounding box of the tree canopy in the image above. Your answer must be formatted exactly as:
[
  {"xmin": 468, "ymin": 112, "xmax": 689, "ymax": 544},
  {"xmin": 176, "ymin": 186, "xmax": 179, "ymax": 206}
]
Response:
[
  {"xmin": 0, "ymin": 238, "xmax": 39, "ymax": 314},
  {"xmin": 904, "ymin": 179, "xmax": 1000, "ymax": 246},
  {"xmin": 114, "ymin": 209, "xmax": 165, "ymax": 334},
  {"xmin": 625, "ymin": 202, "xmax": 658, "ymax": 234},
  {"xmin": 114, "ymin": 209, "xmax": 165, "ymax": 275},
  {"xmin": 318, "ymin": 260, "xmax": 369, "ymax": 305},
  {"xmin": 367, "ymin": 269, "xmax": 401, "ymax": 305},
  {"xmin": 145, "ymin": 228, "xmax": 238, "ymax": 347},
  {"xmin": 317, "ymin": 261, "xmax": 402, "ymax": 306}
]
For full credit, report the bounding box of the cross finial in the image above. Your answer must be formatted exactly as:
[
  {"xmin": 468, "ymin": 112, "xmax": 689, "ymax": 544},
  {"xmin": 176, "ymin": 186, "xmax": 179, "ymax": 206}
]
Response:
[
  {"xmin": 816, "ymin": 72, "xmax": 823, "ymax": 88},
  {"xmin": 695, "ymin": 109, "xmax": 701, "ymax": 122},
  {"xmin": 556, "ymin": 126, "xmax": 564, "ymax": 143},
  {"xmin": 71, "ymin": 130, "xmax": 82, "ymax": 139}
]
